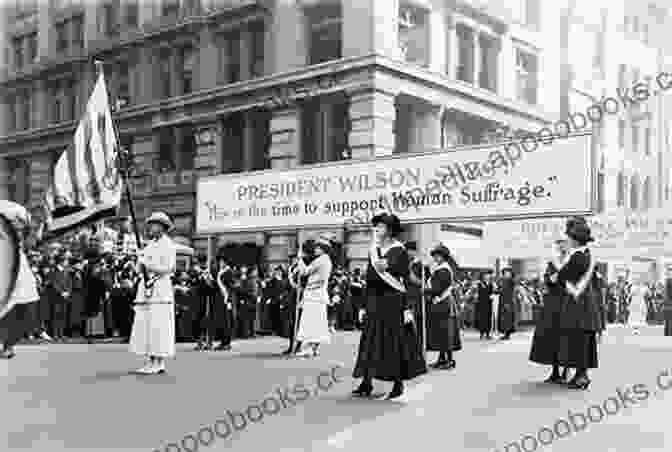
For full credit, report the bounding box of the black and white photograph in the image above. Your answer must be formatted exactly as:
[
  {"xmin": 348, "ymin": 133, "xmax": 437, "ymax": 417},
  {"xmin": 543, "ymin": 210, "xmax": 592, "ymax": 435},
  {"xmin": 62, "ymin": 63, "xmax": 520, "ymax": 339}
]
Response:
[{"xmin": 1, "ymin": 0, "xmax": 672, "ymax": 451}]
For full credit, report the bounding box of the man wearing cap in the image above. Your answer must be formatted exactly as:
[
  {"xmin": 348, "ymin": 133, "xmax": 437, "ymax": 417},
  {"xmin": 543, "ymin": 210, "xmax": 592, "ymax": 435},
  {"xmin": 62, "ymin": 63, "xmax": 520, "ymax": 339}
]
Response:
[{"xmin": 129, "ymin": 212, "xmax": 177, "ymax": 374}]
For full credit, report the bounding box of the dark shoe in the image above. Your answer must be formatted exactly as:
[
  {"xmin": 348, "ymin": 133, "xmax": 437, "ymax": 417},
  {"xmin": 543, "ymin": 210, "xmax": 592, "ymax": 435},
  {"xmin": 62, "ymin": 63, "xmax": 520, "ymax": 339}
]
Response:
[
  {"xmin": 567, "ymin": 376, "xmax": 591, "ymax": 390},
  {"xmin": 544, "ymin": 373, "xmax": 563, "ymax": 384},
  {"xmin": 386, "ymin": 382, "xmax": 404, "ymax": 400},
  {"xmin": 430, "ymin": 360, "xmax": 448, "ymax": 369},
  {"xmin": 352, "ymin": 382, "xmax": 373, "ymax": 397},
  {"xmin": 213, "ymin": 344, "xmax": 232, "ymax": 351},
  {"xmin": 0, "ymin": 350, "xmax": 16, "ymax": 359},
  {"xmin": 282, "ymin": 348, "xmax": 293, "ymax": 355}
]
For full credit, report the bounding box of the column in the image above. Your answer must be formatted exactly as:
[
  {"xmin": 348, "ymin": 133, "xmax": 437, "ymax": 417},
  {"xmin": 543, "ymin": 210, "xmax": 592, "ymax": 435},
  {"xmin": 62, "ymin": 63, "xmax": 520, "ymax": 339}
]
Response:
[
  {"xmin": 0, "ymin": 158, "xmax": 10, "ymax": 200},
  {"xmin": 83, "ymin": 0, "xmax": 98, "ymax": 49},
  {"xmin": 342, "ymin": 0, "xmax": 400, "ymax": 59},
  {"xmin": 269, "ymin": 0, "xmax": 307, "ymax": 73},
  {"xmin": 34, "ymin": 80, "xmax": 48, "ymax": 129},
  {"xmin": 473, "ymin": 31, "xmax": 481, "ymax": 88},
  {"xmin": 138, "ymin": 47, "xmax": 155, "ymax": 104},
  {"xmin": 198, "ymin": 26, "xmax": 219, "ymax": 91},
  {"xmin": 348, "ymin": 89, "xmax": 396, "ymax": 159},
  {"xmin": 446, "ymin": 15, "xmax": 457, "ymax": 79},
  {"xmin": 38, "ymin": 0, "xmax": 53, "ymax": 60},
  {"xmin": 266, "ymin": 106, "xmax": 301, "ymax": 264},
  {"xmin": 498, "ymin": 35, "xmax": 515, "ymax": 100},
  {"xmin": 239, "ymin": 28, "xmax": 252, "ymax": 82},
  {"xmin": 428, "ymin": 7, "xmax": 446, "ymax": 74}
]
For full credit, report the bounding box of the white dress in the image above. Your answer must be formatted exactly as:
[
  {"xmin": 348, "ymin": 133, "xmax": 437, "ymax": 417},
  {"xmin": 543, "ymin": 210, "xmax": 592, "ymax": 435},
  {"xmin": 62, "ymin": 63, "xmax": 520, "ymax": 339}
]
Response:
[
  {"xmin": 129, "ymin": 235, "xmax": 176, "ymax": 358},
  {"xmin": 629, "ymin": 285, "xmax": 647, "ymax": 328},
  {"xmin": 296, "ymin": 254, "xmax": 332, "ymax": 345}
]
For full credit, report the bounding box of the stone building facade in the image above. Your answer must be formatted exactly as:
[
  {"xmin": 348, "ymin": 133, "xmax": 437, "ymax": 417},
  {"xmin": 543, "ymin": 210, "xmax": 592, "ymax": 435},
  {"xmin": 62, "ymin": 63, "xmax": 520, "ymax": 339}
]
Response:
[{"xmin": 0, "ymin": 0, "xmax": 560, "ymax": 269}]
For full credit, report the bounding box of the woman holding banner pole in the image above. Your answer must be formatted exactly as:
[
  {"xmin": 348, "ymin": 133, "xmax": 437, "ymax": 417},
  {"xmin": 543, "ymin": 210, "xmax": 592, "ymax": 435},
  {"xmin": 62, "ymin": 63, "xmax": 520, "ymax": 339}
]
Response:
[{"xmin": 352, "ymin": 213, "xmax": 426, "ymax": 400}]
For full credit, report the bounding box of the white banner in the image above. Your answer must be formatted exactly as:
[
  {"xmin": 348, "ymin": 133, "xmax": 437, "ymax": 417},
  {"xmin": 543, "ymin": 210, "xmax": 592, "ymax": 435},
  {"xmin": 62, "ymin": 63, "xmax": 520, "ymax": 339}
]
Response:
[{"xmin": 196, "ymin": 133, "xmax": 594, "ymax": 234}]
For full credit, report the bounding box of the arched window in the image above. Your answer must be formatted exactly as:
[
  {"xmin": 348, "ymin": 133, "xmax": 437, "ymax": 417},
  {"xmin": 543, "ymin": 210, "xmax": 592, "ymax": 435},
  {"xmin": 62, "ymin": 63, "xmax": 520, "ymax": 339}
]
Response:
[
  {"xmin": 630, "ymin": 174, "xmax": 640, "ymax": 210},
  {"xmin": 642, "ymin": 176, "xmax": 651, "ymax": 210},
  {"xmin": 616, "ymin": 171, "xmax": 625, "ymax": 206}
]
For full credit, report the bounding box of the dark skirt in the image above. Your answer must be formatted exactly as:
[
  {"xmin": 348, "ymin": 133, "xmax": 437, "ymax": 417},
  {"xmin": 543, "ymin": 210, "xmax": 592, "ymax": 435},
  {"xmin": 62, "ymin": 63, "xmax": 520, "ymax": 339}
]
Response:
[
  {"xmin": 557, "ymin": 330, "xmax": 598, "ymax": 369},
  {"xmin": 529, "ymin": 292, "xmax": 564, "ymax": 365},
  {"xmin": 497, "ymin": 300, "xmax": 517, "ymax": 333},
  {"xmin": 0, "ymin": 303, "xmax": 38, "ymax": 346},
  {"xmin": 353, "ymin": 292, "xmax": 426, "ymax": 382},
  {"xmin": 475, "ymin": 300, "xmax": 493, "ymax": 333},
  {"xmin": 426, "ymin": 304, "xmax": 462, "ymax": 352}
]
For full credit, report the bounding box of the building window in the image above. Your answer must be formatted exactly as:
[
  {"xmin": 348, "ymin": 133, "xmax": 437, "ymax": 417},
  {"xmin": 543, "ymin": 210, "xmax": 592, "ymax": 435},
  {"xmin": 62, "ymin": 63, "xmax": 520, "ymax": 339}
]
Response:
[
  {"xmin": 617, "ymin": 171, "xmax": 625, "ymax": 206},
  {"xmin": 12, "ymin": 37, "xmax": 23, "ymax": 70},
  {"xmin": 56, "ymin": 22, "xmax": 68, "ymax": 52},
  {"xmin": 630, "ymin": 175, "xmax": 640, "ymax": 210},
  {"xmin": 645, "ymin": 127, "xmax": 651, "ymax": 156},
  {"xmin": 221, "ymin": 113, "xmax": 245, "ymax": 173},
  {"xmin": 116, "ymin": 61, "xmax": 131, "ymax": 107},
  {"xmin": 479, "ymin": 34, "xmax": 498, "ymax": 92},
  {"xmin": 250, "ymin": 21, "xmax": 265, "ymax": 78},
  {"xmin": 301, "ymin": 97, "xmax": 349, "ymax": 164},
  {"xmin": 65, "ymin": 79, "xmax": 77, "ymax": 121},
  {"xmin": 103, "ymin": 2, "xmax": 119, "ymax": 36},
  {"xmin": 7, "ymin": 95, "xmax": 16, "ymax": 131},
  {"xmin": 219, "ymin": 32, "xmax": 240, "ymax": 84},
  {"xmin": 20, "ymin": 91, "xmax": 31, "ymax": 130},
  {"xmin": 179, "ymin": 126, "xmax": 196, "ymax": 170},
  {"xmin": 179, "ymin": 46, "xmax": 195, "ymax": 95},
  {"xmin": 456, "ymin": 24, "xmax": 475, "ymax": 83},
  {"xmin": 72, "ymin": 15, "xmax": 84, "ymax": 49},
  {"xmin": 398, "ymin": 4, "xmax": 429, "ymax": 67},
  {"xmin": 27, "ymin": 33, "xmax": 38, "ymax": 64},
  {"xmin": 632, "ymin": 124, "xmax": 639, "ymax": 153},
  {"xmin": 125, "ymin": 1, "xmax": 138, "ymax": 27},
  {"xmin": 49, "ymin": 82, "xmax": 62, "ymax": 123},
  {"xmin": 162, "ymin": 0, "xmax": 179, "ymax": 19},
  {"xmin": 515, "ymin": 48, "xmax": 538, "ymax": 105},
  {"xmin": 306, "ymin": 3, "xmax": 342, "ymax": 65},
  {"xmin": 158, "ymin": 127, "xmax": 176, "ymax": 172},
  {"xmin": 158, "ymin": 49, "xmax": 172, "ymax": 98}
]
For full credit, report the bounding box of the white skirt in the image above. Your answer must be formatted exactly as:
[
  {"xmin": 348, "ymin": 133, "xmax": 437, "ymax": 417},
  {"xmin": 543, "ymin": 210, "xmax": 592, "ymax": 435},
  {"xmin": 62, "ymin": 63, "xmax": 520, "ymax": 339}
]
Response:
[
  {"xmin": 129, "ymin": 303, "xmax": 176, "ymax": 358},
  {"xmin": 297, "ymin": 292, "xmax": 330, "ymax": 345}
]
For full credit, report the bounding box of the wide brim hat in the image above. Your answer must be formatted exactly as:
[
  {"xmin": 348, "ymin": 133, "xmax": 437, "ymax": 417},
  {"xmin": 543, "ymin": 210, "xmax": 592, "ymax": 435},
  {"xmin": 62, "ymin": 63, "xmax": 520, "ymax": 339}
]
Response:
[
  {"xmin": 565, "ymin": 217, "xmax": 594, "ymax": 244},
  {"xmin": 430, "ymin": 244, "xmax": 452, "ymax": 261},
  {"xmin": 315, "ymin": 234, "xmax": 333, "ymax": 252},
  {"xmin": 146, "ymin": 212, "xmax": 174, "ymax": 231},
  {"xmin": 371, "ymin": 213, "xmax": 403, "ymax": 236}
]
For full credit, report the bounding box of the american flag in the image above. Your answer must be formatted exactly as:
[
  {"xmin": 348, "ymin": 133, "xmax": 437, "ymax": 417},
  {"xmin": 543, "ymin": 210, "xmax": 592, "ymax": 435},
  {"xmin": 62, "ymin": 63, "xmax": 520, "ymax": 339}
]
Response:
[{"xmin": 43, "ymin": 70, "xmax": 122, "ymax": 238}]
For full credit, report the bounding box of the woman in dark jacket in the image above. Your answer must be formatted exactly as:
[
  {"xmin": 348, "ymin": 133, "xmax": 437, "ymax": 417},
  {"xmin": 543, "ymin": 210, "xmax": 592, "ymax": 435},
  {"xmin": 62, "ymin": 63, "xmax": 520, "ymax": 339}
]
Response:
[
  {"xmin": 475, "ymin": 272, "xmax": 494, "ymax": 339},
  {"xmin": 352, "ymin": 213, "xmax": 426, "ymax": 400},
  {"xmin": 557, "ymin": 217, "xmax": 600, "ymax": 390},
  {"xmin": 497, "ymin": 268, "xmax": 517, "ymax": 340},
  {"xmin": 425, "ymin": 244, "xmax": 462, "ymax": 370},
  {"xmin": 529, "ymin": 239, "xmax": 570, "ymax": 383}
]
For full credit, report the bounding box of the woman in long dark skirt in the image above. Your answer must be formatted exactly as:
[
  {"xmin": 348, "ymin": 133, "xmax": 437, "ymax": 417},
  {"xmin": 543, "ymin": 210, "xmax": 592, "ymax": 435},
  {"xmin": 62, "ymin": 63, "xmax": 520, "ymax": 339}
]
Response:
[
  {"xmin": 352, "ymin": 213, "xmax": 427, "ymax": 400},
  {"xmin": 475, "ymin": 272, "xmax": 494, "ymax": 340},
  {"xmin": 425, "ymin": 244, "xmax": 462, "ymax": 370},
  {"xmin": 556, "ymin": 217, "xmax": 601, "ymax": 390},
  {"xmin": 529, "ymin": 239, "xmax": 570, "ymax": 383}
]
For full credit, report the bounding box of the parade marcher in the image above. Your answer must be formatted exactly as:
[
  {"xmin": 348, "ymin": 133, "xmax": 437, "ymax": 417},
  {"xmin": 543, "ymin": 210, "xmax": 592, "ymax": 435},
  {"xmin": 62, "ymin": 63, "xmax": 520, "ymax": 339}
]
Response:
[
  {"xmin": 283, "ymin": 254, "xmax": 304, "ymax": 354},
  {"xmin": 425, "ymin": 244, "xmax": 462, "ymax": 370},
  {"xmin": 496, "ymin": 268, "xmax": 518, "ymax": 340},
  {"xmin": 349, "ymin": 268, "xmax": 366, "ymax": 330},
  {"xmin": 67, "ymin": 255, "xmax": 87, "ymax": 338},
  {"xmin": 475, "ymin": 272, "xmax": 495, "ymax": 340},
  {"xmin": 193, "ymin": 255, "xmax": 217, "ymax": 351},
  {"xmin": 556, "ymin": 217, "xmax": 600, "ymax": 390},
  {"xmin": 352, "ymin": 213, "xmax": 426, "ymax": 400},
  {"xmin": 629, "ymin": 282, "xmax": 647, "ymax": 335},
  {"xmin": 47, "ymin": 252, "xmax": 72, "ymax": 341},
  {"xmin": 294, "ymin": 236, "xmax": 333, "ymax": 358},
  {"xmin": 529, "ymin": 239, "xmax": 570, "ymax": 384},
  {"xmin": 235, "ymin": 266, "xmax": 257, "ymax": 339},
  {"xmin": 0, "ymin": 200, "xmax": 41, "ymax": 358},
  {"xmin": 212, "ymin": 257, "xmax": 234, "ymax": 351},
  {"xmin": 129, "ymin": 212, "xmax": 177, "ymax": 375},
  {"xmin": 406, "ymin": 242, "xmax": 426, "ymax": 350}
]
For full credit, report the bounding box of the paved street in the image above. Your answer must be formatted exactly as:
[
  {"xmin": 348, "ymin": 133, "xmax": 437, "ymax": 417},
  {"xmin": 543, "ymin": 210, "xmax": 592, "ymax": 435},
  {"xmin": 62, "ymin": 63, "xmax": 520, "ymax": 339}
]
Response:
[{"xmin": 2, "ymin": 325, "xmax": 672, "ymax": 452}]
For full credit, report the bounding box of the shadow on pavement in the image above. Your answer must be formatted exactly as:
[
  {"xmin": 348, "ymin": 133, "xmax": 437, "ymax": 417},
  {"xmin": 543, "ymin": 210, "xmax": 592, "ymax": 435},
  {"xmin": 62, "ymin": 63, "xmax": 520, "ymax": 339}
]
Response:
[{"xmin": 78, "ymin": 370, "xmax": 177, "ymax": 384}]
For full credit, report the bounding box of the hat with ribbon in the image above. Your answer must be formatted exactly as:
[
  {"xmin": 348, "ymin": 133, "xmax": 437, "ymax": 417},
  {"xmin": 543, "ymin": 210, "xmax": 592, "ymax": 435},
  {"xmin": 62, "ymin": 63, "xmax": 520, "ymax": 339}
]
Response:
[{"xmin": 146, "ymin": 212, "xmax": 174, "ymax": 231}]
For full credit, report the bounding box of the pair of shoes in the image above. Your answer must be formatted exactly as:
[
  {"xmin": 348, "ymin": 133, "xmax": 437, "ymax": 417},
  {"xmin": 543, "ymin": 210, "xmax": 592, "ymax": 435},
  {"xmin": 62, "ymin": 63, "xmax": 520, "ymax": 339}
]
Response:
[
  {"xmin": 213, "ymin": 344, "xmax": 232, "ymax": 351},
  {"xmin": 567, "ymin": 377, "xmax": 591, "ymax": 390},
  {"xmin": 0, "ymin": 350, "xmax": 16, "ymax": 359},
  {"xmin": 386, "ymin": 383, "xmax": 404, "ymax": 400},
  {"xmin": 430, "ymin": 360, "xmax": 447, "ymax": 369},
  {"xmin": 544, "ymin": 374, "xmax": 565, "ymax": 384},
  {"xmin": 352, "ymin": 382, "xmax": 373, "ymax": 397},
  {"xmin": 441, "ymin": 360, "xmax": 456, "ymax": 370},
  {"xmin": 282, "ymin": 348, "xmax": 293, "ymax": 355},
  {"xmin": 294, "ymin": 349, "xmax": 314, "ymax": 358}
]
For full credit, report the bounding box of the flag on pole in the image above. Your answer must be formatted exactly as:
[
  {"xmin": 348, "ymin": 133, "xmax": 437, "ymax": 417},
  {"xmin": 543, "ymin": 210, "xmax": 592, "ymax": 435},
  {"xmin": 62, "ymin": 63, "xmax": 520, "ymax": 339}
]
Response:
[{"xmin": 44, "ymin": 70, "xmax": 122, "ymax": 237}]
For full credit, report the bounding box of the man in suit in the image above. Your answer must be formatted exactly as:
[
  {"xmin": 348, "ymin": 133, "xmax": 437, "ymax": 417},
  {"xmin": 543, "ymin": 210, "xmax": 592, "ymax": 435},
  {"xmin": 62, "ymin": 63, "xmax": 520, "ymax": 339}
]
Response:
[{"xmin": 47, "ymin": 253, "xmax": 72, "ymax": 340}]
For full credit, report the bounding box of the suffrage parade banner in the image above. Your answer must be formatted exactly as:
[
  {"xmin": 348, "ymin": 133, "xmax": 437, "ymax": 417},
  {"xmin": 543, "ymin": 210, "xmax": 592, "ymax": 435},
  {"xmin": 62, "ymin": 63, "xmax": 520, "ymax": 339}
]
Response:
[{"xmin": 196, "ymin": 133, "xmax": 594, "ymax": 234}]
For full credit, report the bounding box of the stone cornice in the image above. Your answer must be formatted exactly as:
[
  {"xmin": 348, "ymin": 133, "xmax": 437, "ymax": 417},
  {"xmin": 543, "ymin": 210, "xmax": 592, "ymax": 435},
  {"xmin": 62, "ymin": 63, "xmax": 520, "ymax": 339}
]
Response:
[{"xmin": 0, "ymin": 53, "xmax": 553, "ymax": 155}]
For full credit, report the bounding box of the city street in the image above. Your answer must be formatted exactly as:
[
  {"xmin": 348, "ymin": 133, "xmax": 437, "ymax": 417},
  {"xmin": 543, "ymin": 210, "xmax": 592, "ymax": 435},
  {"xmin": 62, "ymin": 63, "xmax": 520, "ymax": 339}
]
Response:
[{"xmin": 2, "ymin": 325, "xmax": 672, "ymax": 452}]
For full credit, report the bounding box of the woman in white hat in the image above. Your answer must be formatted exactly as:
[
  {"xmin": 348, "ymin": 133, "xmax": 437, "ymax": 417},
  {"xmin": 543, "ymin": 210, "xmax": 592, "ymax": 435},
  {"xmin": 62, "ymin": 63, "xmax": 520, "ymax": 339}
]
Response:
[
  {"xmin": 294, "ymin": 235, "xmax": 333, "ymax": 358},
  {"xmin": 0, "ymin": 200, "xmax": 41, "ymax": 359},
  {"xmin": 129, "ymin": 212, "xmax": 177, "ymax": 374}
]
